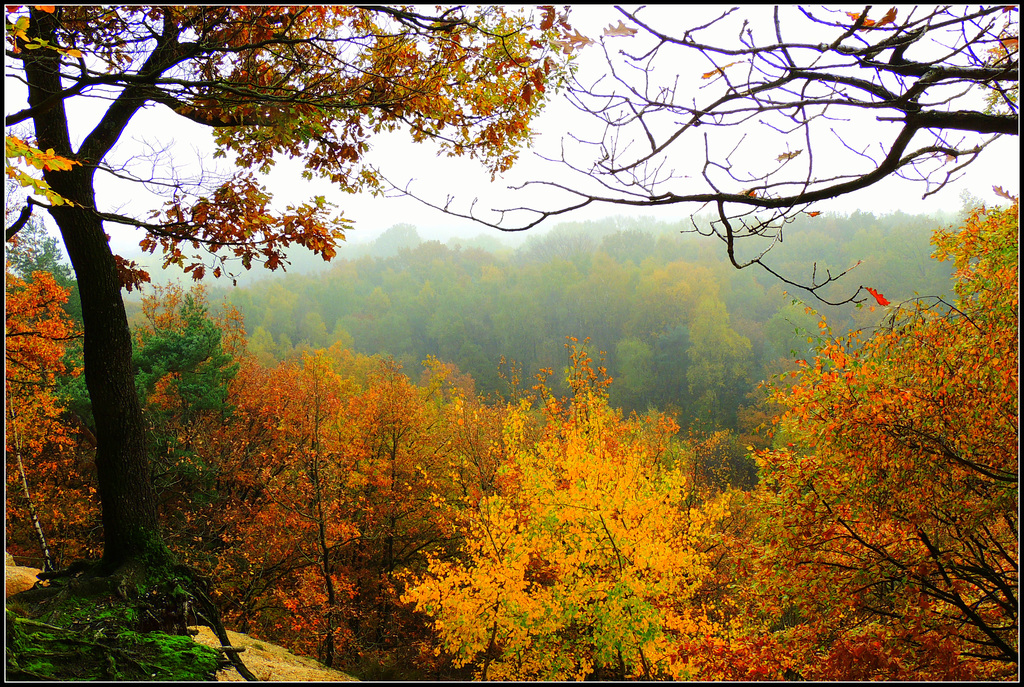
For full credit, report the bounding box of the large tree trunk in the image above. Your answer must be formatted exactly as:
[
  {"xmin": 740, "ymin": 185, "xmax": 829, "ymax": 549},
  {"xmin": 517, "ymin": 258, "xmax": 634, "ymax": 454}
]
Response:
[
  {"xmin": 24, "ymin": 7, "xmax": 166, "ymax": 572},
  {"xmin": 52, "ymin": 202, "xmax": 164, "ymax": 570}
]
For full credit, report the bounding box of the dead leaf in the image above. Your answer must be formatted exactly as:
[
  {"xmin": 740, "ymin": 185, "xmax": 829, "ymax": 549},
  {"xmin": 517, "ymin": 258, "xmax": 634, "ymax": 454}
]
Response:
[
  {"xmin": 876, "ymin": 7, "xmax": 898, "ymax": 28},
  {"xmin": 567, "ymin": 29, "xmax": 595, "ymax": 48},
  {"xmin": 553, "ymin": 28, "xmax": 595, "ymax": 54},
  {"xmin": 993, "ymin": 185, "xmax": 1017, "ymax": 200},
  {"xmin": 603, "ymin": 20, "xmax": 637, "ymax": 37},
  {"xmin": 538, "ymin": 5, "xmax": 555, "ymax": 31},
  {"xmin": 776, "ymin": 150, "xmax": 803, "ymax": 162},
  {"xmin": 521, "ymin": 82, "xmax": 533, "ymax": 104}
]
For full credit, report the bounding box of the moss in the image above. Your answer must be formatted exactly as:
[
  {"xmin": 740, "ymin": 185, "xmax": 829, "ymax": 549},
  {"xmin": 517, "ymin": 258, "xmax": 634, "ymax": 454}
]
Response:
[
  {"xmin": 118, "ymin": 630, "xmax": 222, "ymax": 680},
  {"xmin": 5, "ymin": 556, "xmax": 229, "ymax": 681},
  {"xmin": 5, "ymin": 611, "xmax": 221, "ymax": 680}
]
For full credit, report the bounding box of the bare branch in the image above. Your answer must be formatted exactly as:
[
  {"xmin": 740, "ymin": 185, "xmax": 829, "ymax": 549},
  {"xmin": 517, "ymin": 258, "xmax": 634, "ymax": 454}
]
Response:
[{"xmin": 396, "ymin": 5, "xmax": 1018, "ymax": 304}]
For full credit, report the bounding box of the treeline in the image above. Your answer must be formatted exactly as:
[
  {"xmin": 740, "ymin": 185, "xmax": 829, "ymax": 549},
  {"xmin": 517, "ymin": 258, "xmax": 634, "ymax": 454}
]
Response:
[
  {"xmin": 7, "ymin": 203, "xmax": 1016, "ymax": 680},
  {"xmin": 214, "ymin": 210, "xmax": 956, "ymax": 431}
]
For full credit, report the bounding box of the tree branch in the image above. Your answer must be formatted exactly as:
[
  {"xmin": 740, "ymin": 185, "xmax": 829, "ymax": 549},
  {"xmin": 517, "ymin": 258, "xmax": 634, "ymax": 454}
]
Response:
[{"xmin": 5, "ymin": 198, "xmax": 42, "ymax": 242}]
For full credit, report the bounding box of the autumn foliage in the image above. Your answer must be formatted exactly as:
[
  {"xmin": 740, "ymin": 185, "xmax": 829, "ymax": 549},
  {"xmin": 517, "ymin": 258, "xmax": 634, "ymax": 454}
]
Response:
[
  {"xmin": 5, "ymin": 201, "xmax": 1017, "ymax": 681},
  {"xmin": 731, "ymin": 201, "xmax": 1019, "ymax": 680},
  {"xmin": 6, "ymin": 4, "xmax": 577, "ymax": 286},
  {"xmin": 402, "ymin": 341, "xmax": 733, "ymax": 680},
  {"xmin": 5, "ymin": 260, "xmax": 98, "ymax": 568}
]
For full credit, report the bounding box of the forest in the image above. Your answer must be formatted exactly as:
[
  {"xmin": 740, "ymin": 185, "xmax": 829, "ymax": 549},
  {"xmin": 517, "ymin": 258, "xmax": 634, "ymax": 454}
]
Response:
[
  {"xmin": 6, "ymin": 201, "xmax": 1018, "ymax": 680},
  {"xmin": 5, "ymin": 4, "xmax": 1017, "ymax": 682}
]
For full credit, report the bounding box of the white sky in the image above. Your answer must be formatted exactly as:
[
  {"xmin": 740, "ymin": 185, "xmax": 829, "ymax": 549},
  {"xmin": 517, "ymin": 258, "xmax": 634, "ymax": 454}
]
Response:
[{"xmin": 5, "ymin": 5, "xmax": 1020, "ymax": 257}]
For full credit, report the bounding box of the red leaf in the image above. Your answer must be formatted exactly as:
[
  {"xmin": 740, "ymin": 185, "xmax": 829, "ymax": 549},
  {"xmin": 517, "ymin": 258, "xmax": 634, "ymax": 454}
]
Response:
[{"xmin": 865, "ymin": 287, "xmax": 890, "ymax": 306}]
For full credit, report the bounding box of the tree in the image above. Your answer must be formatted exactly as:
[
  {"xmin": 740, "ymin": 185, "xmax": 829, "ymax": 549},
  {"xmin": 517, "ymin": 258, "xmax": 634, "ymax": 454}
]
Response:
[
  {"xmin": 4, "ymin": 5, "xmax": 572, "ymax": 572},
  {"xmin": 743, "ymin": 200, "xmax": 1018, "ymax": 679},
  {"xmin": 189, "ymin": 349, "xmax": 465, "ymax": 674},
  {"xmin": 407, "ymin": 6, "xmax": 1018, "ymax": 303},
  {"xmin": 131, "ymin": 284, "xmax": 241, "ymax": 515},
  {"xmin": 403, "ymin": 341, "xmax": 730, "ymax": 680},
  {"xmin": 4, "ymin": 186, "xmax": 72, "ymax": 285},
  {"xmin": 5, "ymin": 258, "xmax": 97, "ymax": 570},
  {"xmin": 332, "ymin": 357, "xmax": 465, "ymax": 665},
  {"xmin": 686, "ymin": 291, "xmax": 753, "ymax": 429},
  {"xmin": 612, "ymin": 336, "xmax": 654, "ymax": 410}
]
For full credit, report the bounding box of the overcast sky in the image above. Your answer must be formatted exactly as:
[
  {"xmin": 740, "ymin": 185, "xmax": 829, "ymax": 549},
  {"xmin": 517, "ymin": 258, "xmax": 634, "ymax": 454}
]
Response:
[
  {"xmin": 6, "ymin": 5, "xmax": 1019, "ymax": 256},
  {"xmin": 248, "ymin": 5, "xmax": 1020, "ymax": 244}
]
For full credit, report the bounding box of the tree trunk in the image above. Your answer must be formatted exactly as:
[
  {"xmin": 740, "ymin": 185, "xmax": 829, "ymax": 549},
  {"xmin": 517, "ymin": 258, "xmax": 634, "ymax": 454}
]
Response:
[
  {"xmin": 51, "ymin": 200, "xmax": 165, "ymax": 571},
  {"xmin": 24, "ymin": 6, "xmax": 166, "ymax": 572}
]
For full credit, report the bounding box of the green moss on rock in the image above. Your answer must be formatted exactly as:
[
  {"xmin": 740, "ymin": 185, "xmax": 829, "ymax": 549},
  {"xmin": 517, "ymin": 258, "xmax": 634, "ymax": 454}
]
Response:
[{"xmin": 6, "ymin": 609, "xmax": 221, "ymax": 680}]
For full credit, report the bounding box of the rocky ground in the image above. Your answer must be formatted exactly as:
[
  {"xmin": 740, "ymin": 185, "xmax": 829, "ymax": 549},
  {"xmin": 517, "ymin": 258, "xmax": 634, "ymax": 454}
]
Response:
[{"xmin": 5, "ymin": 553, "xmax": 357, "ymax": 682}]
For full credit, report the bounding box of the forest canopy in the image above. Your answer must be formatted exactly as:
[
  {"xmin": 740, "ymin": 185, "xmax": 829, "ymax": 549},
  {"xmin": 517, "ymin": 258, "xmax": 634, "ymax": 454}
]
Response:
[{"xmin": 8, "ymin": 201, "xmax": 1017, "ymax": 680}]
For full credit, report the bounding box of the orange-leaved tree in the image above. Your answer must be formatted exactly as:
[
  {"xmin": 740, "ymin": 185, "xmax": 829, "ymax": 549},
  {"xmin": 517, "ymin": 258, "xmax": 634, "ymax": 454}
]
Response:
[
  {"xmin": 4, "ymin": 4, "xmax": 574, "ymax": 572},
  {"xmin": 738, "ymin": 200, "xmax": 1018, "ymax": 680},
  {"xmin": 403, "ymin": 340, "xmax": 731, "ymax": 680},
  {"xmin": 5, "ymin": 256, "xmax": 97, "ymax": 570},
  {"xmin": 200, "ymin": 349, "xmax": 465, "ymax": 673}
]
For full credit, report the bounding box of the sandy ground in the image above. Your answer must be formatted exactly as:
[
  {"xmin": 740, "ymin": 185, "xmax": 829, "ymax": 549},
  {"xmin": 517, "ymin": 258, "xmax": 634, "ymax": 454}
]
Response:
[
  {"xmin": 5, "ymin": 561, "xmax": 45, "ymax": 598},
  {"xmin": 190, "ymin": 625, "xmax": 358, "ymax": 682},
  {"xmin": 5, "ymin": 555, "xmax": 357, "ymax": 682}
]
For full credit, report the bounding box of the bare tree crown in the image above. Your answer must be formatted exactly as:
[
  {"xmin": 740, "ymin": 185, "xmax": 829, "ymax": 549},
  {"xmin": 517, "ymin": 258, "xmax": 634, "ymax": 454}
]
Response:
[{"xmin": 402, "ymin": 6, "xmax": 1018, "ymax": 304}]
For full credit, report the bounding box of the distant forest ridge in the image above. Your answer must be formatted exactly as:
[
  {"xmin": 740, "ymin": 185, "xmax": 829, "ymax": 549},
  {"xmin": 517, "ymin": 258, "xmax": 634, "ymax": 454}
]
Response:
[
  {"xmin": 123, "ymin": 209, "xmax": 965, "ymax": 434},
  {"xmin": 122, "ymin": 208, "xmax": 962, "ymax": 287}
]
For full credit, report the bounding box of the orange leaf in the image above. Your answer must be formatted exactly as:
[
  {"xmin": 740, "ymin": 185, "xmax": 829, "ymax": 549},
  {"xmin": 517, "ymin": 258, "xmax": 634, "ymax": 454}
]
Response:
[
  {"xmin": 876, "ymin": 7, "xmax": 898, "ymax": 28},
  {"xmin": 701, "ymin": 60, "xmax": 743, "ymax": 79},
  {"xmin": 847, "ymin": 11, "xmax": 876, "ymax": 28},
  {"xmin": 807, "ymin": 211, "xmax": 821, "ymax": 217}
]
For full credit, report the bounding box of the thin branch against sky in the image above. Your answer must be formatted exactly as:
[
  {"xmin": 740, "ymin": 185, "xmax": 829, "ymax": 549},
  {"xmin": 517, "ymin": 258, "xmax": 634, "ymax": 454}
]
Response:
[{"xmin": 5, "ymin": 5, "xmax": 1018, "ymax": 253}]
